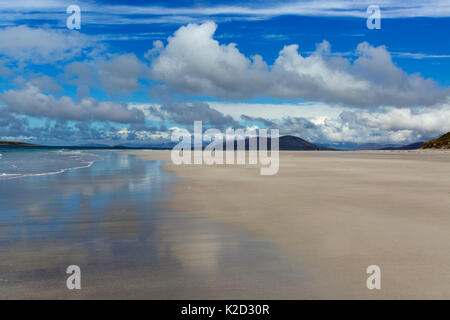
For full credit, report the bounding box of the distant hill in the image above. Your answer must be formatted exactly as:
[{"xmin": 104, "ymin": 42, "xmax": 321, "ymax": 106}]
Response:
[
  {"xmin": 0, "ymin": 141, "xmax": 38, "ymax": 146},
  {"xmin": 380, "ymin": 141, "xmax": 424, "ymax": 150},
  {"xmin": 223, "ymin": 135, "xmax": 334, "ymax": 151},
  {"xmin": 421, "ymin": 132, "xmax": 450, "ymax": 149},
  {"xmin": 279, "ymin": 135, "xmax": 333, "ymax": 150}
]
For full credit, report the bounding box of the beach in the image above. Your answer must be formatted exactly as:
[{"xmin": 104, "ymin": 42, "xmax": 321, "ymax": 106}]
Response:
[
  {"xmin": 123, "ymin": 149, "xmax": 450, "ymax": 299},
  {"xmin": 0, "ymin": 150, "xmax": 308, "ymax": 299},
  {"xmin": 2, "ymin": 149, "xmax": 450, "ymax": 299}
]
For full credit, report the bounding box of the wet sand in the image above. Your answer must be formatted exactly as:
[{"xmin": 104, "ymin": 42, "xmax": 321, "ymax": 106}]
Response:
[
  {"xmin": 124, "ymin": 149, "xmax": 450, "ymax": 299},
  {"xmin": 0, "ymin": 151, "xmax": 310, "ymax": 299}
]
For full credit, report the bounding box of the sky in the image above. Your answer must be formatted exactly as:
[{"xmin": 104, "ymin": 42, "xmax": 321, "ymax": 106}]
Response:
[{"xmin": 0, "ymin": 0, "xmax": 449, "ymax": 147}]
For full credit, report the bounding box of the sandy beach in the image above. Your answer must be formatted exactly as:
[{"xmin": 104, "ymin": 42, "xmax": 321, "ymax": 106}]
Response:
[{"xmin": 123, "ymin": 149, "xmax": 450, "ymax": 299}]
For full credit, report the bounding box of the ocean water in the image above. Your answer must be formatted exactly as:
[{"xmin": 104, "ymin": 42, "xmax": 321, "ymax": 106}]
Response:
[
  {"xmin": 0, "ymin": 147, "xmax": 102, "ymax": 179},
  {"xmin": 0, "ymin": 150, "xmax": 309, "ymax": 299}
]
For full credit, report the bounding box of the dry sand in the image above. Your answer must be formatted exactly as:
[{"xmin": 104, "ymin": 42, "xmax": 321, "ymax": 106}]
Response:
[{"xmin": 122, "ymin": 149, "xmax": 450, "ymax": 299}]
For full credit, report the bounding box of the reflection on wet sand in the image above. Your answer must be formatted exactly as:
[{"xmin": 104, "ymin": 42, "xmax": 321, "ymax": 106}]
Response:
[{"xmin": 0, "ymin": 152, "xmax": 310, "ymax": 299}]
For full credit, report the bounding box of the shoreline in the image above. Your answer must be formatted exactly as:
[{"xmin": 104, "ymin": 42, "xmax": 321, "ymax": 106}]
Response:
[
  {"xmin": 121, "ymin": 149, "xmax": 450, "ymax": 299},
  {"xmin": 2, "ymin": 151, "xmax": 317, "ymax": 299}
]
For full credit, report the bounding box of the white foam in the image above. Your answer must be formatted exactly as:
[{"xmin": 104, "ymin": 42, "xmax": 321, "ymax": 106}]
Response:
[
  {"xmin": 0, "ymin": 173, "xmax": 21, "ymax": 180},
  {"xmin": 0, "ymin": 161, "xmax": 95, "ymax": 180},
  {"xmin": 0, "ymin": 150, "xmax": 103, "ymax": 180}
]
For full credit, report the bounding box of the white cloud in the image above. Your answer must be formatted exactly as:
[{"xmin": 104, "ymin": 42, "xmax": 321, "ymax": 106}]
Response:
[
  {"xmin": 115, "ymin": 127, "xmax": 171, "ymax": 141},
  {"xmin": 151, "ymin": 22, "xmax": 449, "ymax": 107},
  {"xmin": 107, "ymin": 0, "xmax": 450, "ymax": 19},
  {"xmin": 274, "ymin": 116, "xmax": 426, "ymax": 145},
  {"xmin": 97, "ymin": 54, "xmax": 149, "ymax": 95},
  {"xmin": 0, "ymin": 135, "xmax": 35, "ymax": 141},
  {"xmin": 63, "ymin": 61, "xmax": 94, "ymax": 85},
  {"xmin": 3, "ymin": 0, "xmax": 450, "ymax": 24},
  {"xmin": 392, "ymin": 52, "xmax": 450, "ymax": 60},
  {"xmin": 147, "ymin": 100, "xmax": 239, "ymax": 128},
  {"xmin": 61, "ymin": 55, "xmax": 149, "ymax": 98},
  {"xmin": 129, "ymin": 98, "xmax": 450, "ymax": 145},
  {"xmin": 0, "ymin": 25, "xmax": 96, "ymax": 63},
  {"xmin": 151, "ymin": 21, "xmax": 269, "ymax": 99},
  {"xmin": 29, "ymin": 75, "xmax": 62, "ymax": 93},
  {"xmin": 116, "ymin": 127, "xmax": 130, "ymax": 139},
  {"xmin": 0, "ymin": 85, "xmax": 145, "ymax": 123},
  {"xmin": 340, "ymin": 105, "xmax": 450, "ymax": 134},
  {"xmin": 208, "ymin": 101, "xmax": 344, "ymax": 121}
]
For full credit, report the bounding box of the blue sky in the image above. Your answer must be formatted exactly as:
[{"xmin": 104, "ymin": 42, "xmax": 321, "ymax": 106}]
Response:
[{"xmin": 0, "ymin": 0, "xmax": 449, "ymax": 146}]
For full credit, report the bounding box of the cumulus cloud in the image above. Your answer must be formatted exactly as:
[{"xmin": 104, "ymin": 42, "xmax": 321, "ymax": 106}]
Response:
[
  {"xmin": 61, "ymin": 55, "xmax": 149, "ymax": 98},
  {"xmin": 0, "ymin": 113, "xmax": 125, "ymax": 146},
  {"xmin": 134, "ymin": 97, "xmax": 448, "ymax": 145},
  {"xmin": 240, "ymin": 114, "xmax": 329, "ymax": 142},
  {"xmin": 63, "ymin": 61, "xmax": 95, "ymax": 85},
  {"xmin": 115, "ymin": 127, "xmax": 171, "ymax": 142},
  {"xmin": 0, "ymin": 107, "xmax": 29, "ymax": 133},
  {"xmin": 0, "ymin": 25, "xmax": 96, "ymax": 64},
  {"xmin": 0, "ymin": 85, "xmax": 145, "ymax": 123},
  {"xmin": 0, "ymin": 21, "xmax": 447, "ymax": 146},
  {"xmin": 148, "ymin": 100, "xmax": 239, "ymax": 128},
  {"xmin": 62, "ymin": 61, "xmax": 96, "ymax": 100},
  {"xmin": 97, "ymin": 54, "xmax": 149, "ymax": 96},
  {"xmin": 150, "ymin": 21, "xmax": 269, "ymax": 99},
  {"xmin": 13, "ymin": 74, "xmax": 63, "ymax": 93},
  {"xmin": 150, "ymin": 21, "xmax": 449, "ymax": 107},
  {"xmin": 340, "ymin": 105, "xmax": 450, "ymax": 134},
  {"xmin": 29, "ymin": 75, "xmax": 62, "ymax": 93},
  {"xmin": 270, "ymin": 41, "xmax": 448, "ymax": 107},
  {"xmin": 238, "ymin": 108, "xmax": 448, "ymax": 145}
]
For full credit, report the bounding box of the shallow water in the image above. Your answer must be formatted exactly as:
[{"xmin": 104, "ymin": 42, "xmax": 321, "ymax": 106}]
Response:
[
  {"xmin": 0, "ymin": 151, "xmax": 311, "ymax": 299},
  {"xmin": 0, "ymin": 147, "xmax": 102, "ymax": 179}
]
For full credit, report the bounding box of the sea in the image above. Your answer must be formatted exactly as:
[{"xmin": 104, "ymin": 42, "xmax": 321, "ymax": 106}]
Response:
[
  {"xmin": 0, "ymin": 148, "xmax": 308, "ymax": 298},
  {"xmin": 0, "ymin": 147, "xmax": 103, "ymax": 180}
]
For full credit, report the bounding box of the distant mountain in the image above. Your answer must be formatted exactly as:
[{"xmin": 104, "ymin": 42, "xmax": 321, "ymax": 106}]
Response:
[
  {"xmin": 222, "ymin": 135, "xmax": 334, "ymax": 151},
  {"xmin": 279, "ymin": 135, "xmax": 333, "ymax": 150},
  {"xmin": 0, "ymin": 141, "xmax": 38, "ymax": 146},
  {"xmin": 380, "ymin": 142, "xmax": 424, "ymax": 150},
  {"xmin": 421, "ymin": 132, "xmax": 450, "ymax": 149}
]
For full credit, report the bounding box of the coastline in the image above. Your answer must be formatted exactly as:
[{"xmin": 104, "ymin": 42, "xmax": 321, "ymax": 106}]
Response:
[
  {"xmin": 2, "ymin": 151, "xmax": 313, "ymax": 299},
  {"xmin": 121, "ymin": 149, "xmax": 450, "ymax": 299}
]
